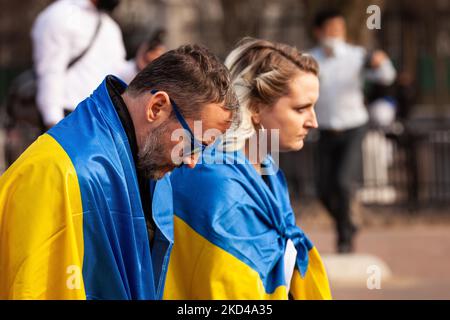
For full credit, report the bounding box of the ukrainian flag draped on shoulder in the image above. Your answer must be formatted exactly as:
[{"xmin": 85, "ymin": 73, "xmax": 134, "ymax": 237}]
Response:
[
  {"xmin": 164, "ymin": 149, "xmax": 331, "ymax": 300},
  {"xmin": 0, "ymin": 76, "xmax": 173, "ymax": 299}
]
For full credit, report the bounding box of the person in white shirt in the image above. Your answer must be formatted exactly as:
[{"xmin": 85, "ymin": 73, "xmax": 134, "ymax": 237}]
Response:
[
  {"xmin": 32, "ymin": 0, "xmax": 155, "ymax": 128},
  {"xmin": 309, "ymin": 9, "xmax": 396, "ymax": 253}
]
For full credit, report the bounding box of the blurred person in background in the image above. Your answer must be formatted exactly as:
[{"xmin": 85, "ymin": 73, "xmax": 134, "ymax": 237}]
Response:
[
  {"xmin": 135, "ymin": 28, "xmax": 167, "ymax": 71},
  {"xmin": 4, "ymin": 0, "xmax": 164, "ymax": 167},
  {"xmin": 365, "ymin": 71, "xmax": 419, "ymax": 210},
  {"xmin": 32, "ymin": 0, "xmax": 157, "ymax": 128},
  {"xmin": 164, "ymin": 38, "xmax": 331, "ymax": 300},
  {"xmin": 310, "ymin": 9, "xmax": 396, "ymax": 253}
]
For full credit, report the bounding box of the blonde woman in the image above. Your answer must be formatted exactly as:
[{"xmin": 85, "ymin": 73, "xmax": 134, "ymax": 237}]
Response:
[{"xmin": 163, "ymin": 38, "xmax": 331, "ymax": 299}]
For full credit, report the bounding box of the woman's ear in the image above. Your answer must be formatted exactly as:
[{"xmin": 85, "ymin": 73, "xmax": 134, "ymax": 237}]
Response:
[
  {"xmin": 146, "ymin": 91, "xmax": 171, "ymax": 122},
  {"xmin": 250, "ymin": 102, "xmax": 262, "ymax": 126},
  {"xmin": 251, "ymin": 113, "xmax": 261, "ymax": 126}
]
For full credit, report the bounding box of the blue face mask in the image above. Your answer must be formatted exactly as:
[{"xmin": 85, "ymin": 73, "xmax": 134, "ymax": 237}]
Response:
[{"xmin": 321, "ymin": 37, "xmax": 345, "ymax": 55}]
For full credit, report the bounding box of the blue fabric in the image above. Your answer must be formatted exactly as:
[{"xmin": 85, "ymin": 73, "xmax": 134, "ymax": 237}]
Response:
[
  {"xmin": 48, "ymin": 76, "xmax": 173, "ymax": 300},
  {"xmin": 170, "ymin": 148, "xmax": 313, "ymax": 294}
]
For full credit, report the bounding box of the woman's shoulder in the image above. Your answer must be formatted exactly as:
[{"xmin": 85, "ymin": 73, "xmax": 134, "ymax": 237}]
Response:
[
  {"xmin": 172, "ymin": 150, "xmax": 249, "ymax": 189},
  {"xmin": 171, "ymin": 161, "xmax": 246, "ymax": 203}
]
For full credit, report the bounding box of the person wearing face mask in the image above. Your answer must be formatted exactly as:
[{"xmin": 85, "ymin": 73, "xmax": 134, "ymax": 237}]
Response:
[
  {"xmin": 309, "ymin": 10, "xmax": 396, "ymax": 253},
  {"xmin": 31, "ymin": 0, "xmax": 156, "ymax": 130}
]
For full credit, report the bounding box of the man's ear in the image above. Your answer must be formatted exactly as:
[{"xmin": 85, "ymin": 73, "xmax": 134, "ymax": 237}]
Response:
[{"xmin": 146, "ymin": 91, "xmax": 171, "ymax": 123}]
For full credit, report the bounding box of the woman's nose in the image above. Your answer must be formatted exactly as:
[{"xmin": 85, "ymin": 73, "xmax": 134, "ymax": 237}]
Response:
[{"xmin": 306, "ymin": 110, "xmax": 319, "ymax": 129}]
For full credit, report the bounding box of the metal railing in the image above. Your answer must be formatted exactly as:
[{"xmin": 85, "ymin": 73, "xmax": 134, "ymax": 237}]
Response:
[{"xmin": 279, "ymin": 122, "xmax": 450, "ymax": 209}]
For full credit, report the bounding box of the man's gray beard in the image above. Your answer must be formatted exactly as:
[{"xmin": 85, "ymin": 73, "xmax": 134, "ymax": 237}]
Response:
[{"xmin": 137, "ymin": 122, "xmax": 174, "ymax": 180}]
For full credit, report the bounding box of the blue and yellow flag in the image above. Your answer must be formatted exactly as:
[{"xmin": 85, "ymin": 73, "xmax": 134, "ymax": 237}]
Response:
[
  {"xmin": 0, "ymin": 76, "xmax": 173, "ymax": 299},
  {"xmin": 164, "ymin": 150, "xmax": 331, "ymax": 300}
]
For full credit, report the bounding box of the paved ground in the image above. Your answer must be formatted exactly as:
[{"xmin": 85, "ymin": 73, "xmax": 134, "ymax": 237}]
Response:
[{"xmin": 299, "ymin": 210, "xmax": 450, "ymax": 300}]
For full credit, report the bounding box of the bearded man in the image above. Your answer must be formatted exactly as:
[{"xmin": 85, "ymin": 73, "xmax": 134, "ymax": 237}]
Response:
[{"xmin": 0, "ymin": 45, "xmax": 239, "ymax": 299}]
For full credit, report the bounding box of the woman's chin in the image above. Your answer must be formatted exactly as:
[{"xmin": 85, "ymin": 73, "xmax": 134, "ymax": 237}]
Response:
[{"xmin": 280, "ymin": 140, "xmax": 304, "ymax": 152}]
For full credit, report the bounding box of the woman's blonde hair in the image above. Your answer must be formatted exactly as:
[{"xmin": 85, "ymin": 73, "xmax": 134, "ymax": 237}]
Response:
[{"xmin": 221, "ymin": 37, "xmax": 319, "ymax": 152}]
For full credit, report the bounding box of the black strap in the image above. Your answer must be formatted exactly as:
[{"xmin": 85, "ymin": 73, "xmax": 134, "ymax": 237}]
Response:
[{"xmin": 67, "ymin": 14, "xmax": 102, "ymax": 69}]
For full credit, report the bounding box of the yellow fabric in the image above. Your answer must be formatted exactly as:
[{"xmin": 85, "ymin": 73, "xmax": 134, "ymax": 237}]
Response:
[
  {"xmin": 290, "ymin": 247, "xmax": 332, "ymax": 300},
  {"xmin": 0, "ymin": 134, "xmax": 86, "ymax": 299},
  {"xmin": 164, "ymin": 216, "xmax": 288, "ymax": 300}
]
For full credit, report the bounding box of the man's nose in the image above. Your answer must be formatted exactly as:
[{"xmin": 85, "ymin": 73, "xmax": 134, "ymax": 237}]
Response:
[{"xmin": 182, "ymin": 152, "xmax": 200, "ymax": 169}]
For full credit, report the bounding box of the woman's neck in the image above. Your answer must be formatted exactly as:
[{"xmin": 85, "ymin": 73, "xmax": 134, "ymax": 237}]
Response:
[{"xmin": 242, "ymin": 133, "xmax": 270, "ymax": 175}]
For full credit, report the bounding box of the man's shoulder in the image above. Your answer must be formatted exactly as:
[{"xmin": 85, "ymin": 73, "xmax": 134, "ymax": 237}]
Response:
[
  {"xmin": 0, "ymin": 134, "xmax": 77, "ymax": 189},
  {"xmin": 18, "ymin": 134, "xmax": 75, "ymax": 170}
]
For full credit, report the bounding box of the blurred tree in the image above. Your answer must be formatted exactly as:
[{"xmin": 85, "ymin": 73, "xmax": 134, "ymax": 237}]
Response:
[
  {"xmin": 0, "ymin": 0, "xmax": 53, "ymax": 68},
  {"xmin": 196, "ymin": 0, "xmax": 386, "ymax": 56},
  {"xmin": 219, "ymin": 0, "xmax": 270, "ymax": 52}
]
